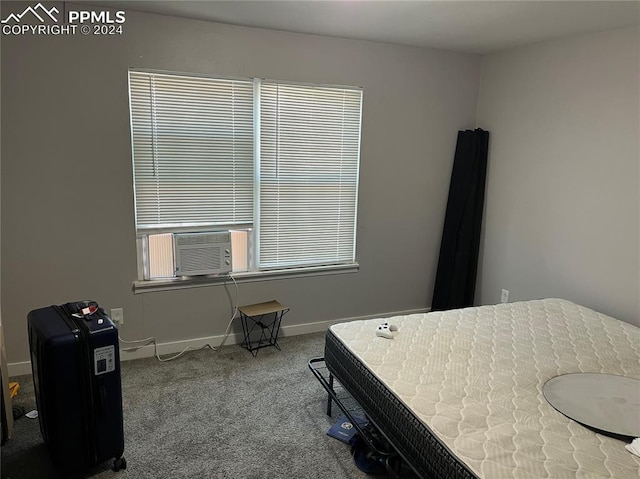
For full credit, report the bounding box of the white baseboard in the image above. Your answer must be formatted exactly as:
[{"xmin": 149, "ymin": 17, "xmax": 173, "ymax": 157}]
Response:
[
  {"xmin": 117, "ymin": 331, "xmax": 247, "ymax": 361},
  {"xmin": 8, "ymin": 361, "xmax": 32, "ymax": 377},
  {"xmin": 278, "ymin": 307, "xmax": 429, "ymax": 337},
  {"xmin": 8, "ymin": 307, "xmax": 429, "ymax": 377}
]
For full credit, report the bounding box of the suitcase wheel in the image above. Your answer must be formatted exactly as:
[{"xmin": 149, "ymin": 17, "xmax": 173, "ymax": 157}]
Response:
[{"xmin": 113, "ymin": 456, "xmax": 127, "ymax": 472}]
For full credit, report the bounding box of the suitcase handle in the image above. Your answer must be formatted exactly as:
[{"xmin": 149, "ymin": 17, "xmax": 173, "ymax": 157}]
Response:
[{"xmin": 66, "ymin": 301, "xmax": 100, "ymax": 319}]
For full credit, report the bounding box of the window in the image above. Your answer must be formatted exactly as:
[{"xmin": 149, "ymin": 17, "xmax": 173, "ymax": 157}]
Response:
[{"xmin": 129, "ymin": 70, "xmax": 362, "ymax": 282}]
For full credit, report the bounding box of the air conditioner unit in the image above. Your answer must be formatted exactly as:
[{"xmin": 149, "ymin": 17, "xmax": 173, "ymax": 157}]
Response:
[{"xmin": 174, "ymin": 231, "xmax": 232, "ymax": 277}]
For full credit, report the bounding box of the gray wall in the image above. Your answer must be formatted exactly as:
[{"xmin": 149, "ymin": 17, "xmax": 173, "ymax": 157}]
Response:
[
  {"xmin": 476, "ymin": 26, "xmax": 640, "ymax": 326},
  {"xmin": 1, "ymin": 3, "xmax": 481, "ymax": 364}
]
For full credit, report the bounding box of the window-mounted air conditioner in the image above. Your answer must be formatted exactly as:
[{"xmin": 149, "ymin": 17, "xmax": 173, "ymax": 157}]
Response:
[{"xmin": 174, "ymin": 231, "xmax": 232, "ymax": 276}]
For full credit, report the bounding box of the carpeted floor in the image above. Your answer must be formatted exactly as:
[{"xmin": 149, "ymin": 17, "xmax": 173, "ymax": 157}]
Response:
[{"xmin": 1, "ymin": 332, "xmax": 374, "ymax": 479}]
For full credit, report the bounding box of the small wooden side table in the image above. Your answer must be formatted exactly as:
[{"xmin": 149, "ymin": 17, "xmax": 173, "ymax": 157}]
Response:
[{"xmin": 238, "ymin": 300, "xmax": 289, "ymax": 357}]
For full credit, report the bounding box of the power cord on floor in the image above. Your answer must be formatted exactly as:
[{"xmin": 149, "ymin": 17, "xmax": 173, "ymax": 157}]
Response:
[{"xmin": 118, "ymin": 274, "xmax": 240, "ymax": 362}]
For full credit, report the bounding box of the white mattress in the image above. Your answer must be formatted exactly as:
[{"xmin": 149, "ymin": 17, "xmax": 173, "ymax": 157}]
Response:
[{"xmin": 329, "ymin": 299, "xmax": 640, "ymax": 478}]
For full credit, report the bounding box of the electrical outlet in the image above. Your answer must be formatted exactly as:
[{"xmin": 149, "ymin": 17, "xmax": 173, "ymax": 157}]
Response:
[
  {"xmin": 501, "ymin": 289, "xmax": 509, "ymax": 303},
  {"xmin": 111, "ymin": 308, "xmax": 124, "ymax": 325}
]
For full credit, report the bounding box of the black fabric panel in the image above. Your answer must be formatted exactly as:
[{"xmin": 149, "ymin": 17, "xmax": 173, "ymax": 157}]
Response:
[
  {"xmin": 324, "ymin": 330, "xmax": 478, "ymax": 479},
  {"xmin": 432, "ymin": 128, "xmax": 489, "ymax": 311}
]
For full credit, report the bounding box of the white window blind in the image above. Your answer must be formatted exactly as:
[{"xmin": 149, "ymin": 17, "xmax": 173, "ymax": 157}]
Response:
[
  {"xmin": 259, "ymin": 81, "xmax": 362, "ymax": 269},
  {"xmin": 129, "ymin": 71, "xmax": 254, "ymax": 232}
]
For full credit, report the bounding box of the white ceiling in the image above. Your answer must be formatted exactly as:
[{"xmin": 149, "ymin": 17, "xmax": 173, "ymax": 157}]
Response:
[{"xmin": 84, "ymin": 1, "xmax": 640, "ymax": 54}]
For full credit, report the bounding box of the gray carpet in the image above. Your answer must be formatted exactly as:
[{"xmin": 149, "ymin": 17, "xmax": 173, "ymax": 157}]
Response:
[{"xmin": 1, "ymin": 332, "xmax": 373, "ymax": 478}]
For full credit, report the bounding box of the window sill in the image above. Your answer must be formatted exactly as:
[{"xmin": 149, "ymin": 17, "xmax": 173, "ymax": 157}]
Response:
[{"xmin": 132, "ymin": 263, "xmax": 360, "ymax": 294}]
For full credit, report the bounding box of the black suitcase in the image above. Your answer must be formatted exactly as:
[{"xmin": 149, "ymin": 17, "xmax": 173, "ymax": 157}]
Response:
[{"xmin": 27, "ymin": 301, "xmax": 126, "ymax": 477}]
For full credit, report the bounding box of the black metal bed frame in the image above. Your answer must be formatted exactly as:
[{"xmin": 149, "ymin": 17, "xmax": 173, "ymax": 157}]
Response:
[{"xmin": 308, "ymin": 357, "xmax": 422, "ymax": 479}]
